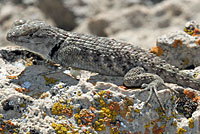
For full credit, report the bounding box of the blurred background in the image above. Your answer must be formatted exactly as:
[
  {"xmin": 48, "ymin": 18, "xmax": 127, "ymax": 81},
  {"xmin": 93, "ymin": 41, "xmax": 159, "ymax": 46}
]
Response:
[{"xmin": 0, "ymin": 0, "xmax": 200, "ymax": 49}]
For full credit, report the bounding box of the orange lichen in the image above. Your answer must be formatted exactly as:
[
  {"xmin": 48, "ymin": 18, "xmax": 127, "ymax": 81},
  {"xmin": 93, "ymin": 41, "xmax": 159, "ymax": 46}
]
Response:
[
  {"xmin": 144, "ymin": 128, "xmax": 150, "ymax": 134},
  {"xmin": 119, "ymin": 86, "xmax": 127, "ymax": 89},
  {"xmin": 76, "ymin": 109, "xmax": 95, "ymax": 126},
  {"xmin": 89, "ymin": 106, "xmax": 96, "ymax": 112},
  {"xmin": 6, "ymin": 75, "xmax": 18, "ymax": 79},
  {"xmin": 104, "ymin": 117, "xmax": 112, "ymax": 127},
  {"xmin": 152, "ymin": 124, "xmax": 166, "ymax": 134},
  {"xmin": 192, "ymin": 27, "xmax": 200, "ymax": 36},
  {"xmin": 173, "ymin": 40, "xmax": 183, "ymax": 48},
  {"xmin": 106, "ymin": 90, "xmax": 112, "ymax": 98},
  {"xmin": 109, "ymin": 101, "xmax": 120, "ymax": 113},
  {"xmin": 195, "ymin": 39, "xmax": 200, "ymax": 45},
  {"xmin": 184, "ymin": 89, "xmax": 200, "ymax": 102},
  {"xmin": 62, "ymin": 107, "xmax": 73, "ymax": 117},
  {"xmin": 7, "ymin": 120, "xmax": 15, "ymax": 126},
  {"xmin": 15, "ymin": 87, "xmax": 30, "ymax": 93},
  {"xmin": 6, "ymin": 70, "xmax": 25, "ymax": 80},
  {"xmin": 150, "ymin": 46, "xmax": 164, "ymax": 56},
  {"xmin": 120, "ymin": 98, "xmax": 135, "ymax": 121},
  {"xmin": 0, "ymin": 120, "xmax": 20, "ymax": 133}
]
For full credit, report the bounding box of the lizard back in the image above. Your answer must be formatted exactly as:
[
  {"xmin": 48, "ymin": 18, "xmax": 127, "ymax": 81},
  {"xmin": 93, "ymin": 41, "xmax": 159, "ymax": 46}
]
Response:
[{"xmin": 7, "ymin": 19, "xmax": 162, "ymax": 76}]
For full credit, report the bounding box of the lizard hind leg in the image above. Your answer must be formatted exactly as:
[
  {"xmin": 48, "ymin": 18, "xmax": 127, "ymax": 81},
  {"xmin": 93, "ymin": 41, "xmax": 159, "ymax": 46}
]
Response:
[{"xmin": 123, "ymin": 67, "xmax": 166, "ymax": 112}]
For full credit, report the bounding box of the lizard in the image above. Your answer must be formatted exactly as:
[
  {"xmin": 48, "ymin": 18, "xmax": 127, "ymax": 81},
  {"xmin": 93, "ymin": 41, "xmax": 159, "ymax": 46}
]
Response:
[{"xmin": 6, "ymin": 19, "xmax": 200, "ymax": 112}]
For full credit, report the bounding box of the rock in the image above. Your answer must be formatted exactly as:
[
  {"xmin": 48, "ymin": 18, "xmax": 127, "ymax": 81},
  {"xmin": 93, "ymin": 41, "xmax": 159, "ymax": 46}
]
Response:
[
  {"xmin": 0, "ymin": 45, "xmax": 199, "ymax": 133},
  {"xmin": 74, "ymin": 5, "xmax": 150, "ymax": 36},
  {"xmin": 36, "ymin": 0, "xmax": 77, "ymax": 31},
  {"xmin": 74, "ymin": 0, "xmax": 200, "ymax": 49},
  {"xmin": 152, "ymin": 21, "xmax": 200, "ymax": 69}
]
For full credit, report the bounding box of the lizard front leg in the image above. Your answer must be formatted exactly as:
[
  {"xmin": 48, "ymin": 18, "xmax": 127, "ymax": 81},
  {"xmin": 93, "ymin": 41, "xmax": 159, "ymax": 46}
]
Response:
[{"xmin": 123, "ymin": 67, "xmax": 166, "ymax": 112}]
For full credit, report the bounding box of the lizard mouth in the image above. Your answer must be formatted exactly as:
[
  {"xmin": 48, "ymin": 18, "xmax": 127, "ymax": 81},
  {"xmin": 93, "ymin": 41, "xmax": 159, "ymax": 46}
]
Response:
[{"xmin": 6, "ymin": 33, "xmax": 28, "ymax": 43}]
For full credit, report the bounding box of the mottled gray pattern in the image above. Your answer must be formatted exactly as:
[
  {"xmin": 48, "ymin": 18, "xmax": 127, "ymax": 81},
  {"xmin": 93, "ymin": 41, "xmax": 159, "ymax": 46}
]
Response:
[{"xmin": 6, "ymin": 20, "xmax": 200, "ymax": 90}]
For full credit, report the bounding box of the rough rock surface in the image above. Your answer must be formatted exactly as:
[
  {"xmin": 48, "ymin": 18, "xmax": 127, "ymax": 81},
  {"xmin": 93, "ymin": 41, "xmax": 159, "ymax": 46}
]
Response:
[
  {"xmin": 156, "ymin": 31, "xmax": 200, "ymax": 69},
  {"xmin": 1, "ymin": 0, "xmax": 200, "ymax": 133},
  {"xmin": 0, "ymin": 46, "xmax": 200, "ymax": 133},
  {"xmin": 151, "ymin": 21, "xmax": 200, "ymax": 69}
]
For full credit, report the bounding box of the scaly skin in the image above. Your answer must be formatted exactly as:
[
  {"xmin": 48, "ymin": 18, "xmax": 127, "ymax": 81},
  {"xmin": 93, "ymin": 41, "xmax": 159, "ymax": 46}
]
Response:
[{"xmin": 6, "ymin": 19, "xmax": 200, "ymax": 111}]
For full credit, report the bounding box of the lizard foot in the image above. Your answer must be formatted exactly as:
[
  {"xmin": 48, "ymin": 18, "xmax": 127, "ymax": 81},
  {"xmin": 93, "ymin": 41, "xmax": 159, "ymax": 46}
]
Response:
[{"xmin": 139, "ymin": 80, "xmax": 166, "ymax": 113}]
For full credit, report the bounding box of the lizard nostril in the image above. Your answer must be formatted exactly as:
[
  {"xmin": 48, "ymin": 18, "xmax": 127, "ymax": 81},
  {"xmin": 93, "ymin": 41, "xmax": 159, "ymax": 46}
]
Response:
[{"xmin": 14, "ymin": 19, "xmax": 26, "ymax": 26}]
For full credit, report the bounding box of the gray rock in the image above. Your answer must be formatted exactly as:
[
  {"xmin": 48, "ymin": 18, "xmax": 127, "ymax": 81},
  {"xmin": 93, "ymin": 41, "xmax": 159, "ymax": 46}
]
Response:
[
  {"xmin": 36, "ymin": 0, "xmax": 77, "ymax": 31},
  {"xmin": 155, "ymin": 27, "xmax": 200, "ymax": 69},
  {"xmin": 0, "ymin": 45, "xmax": 199, "ymax": 133}
]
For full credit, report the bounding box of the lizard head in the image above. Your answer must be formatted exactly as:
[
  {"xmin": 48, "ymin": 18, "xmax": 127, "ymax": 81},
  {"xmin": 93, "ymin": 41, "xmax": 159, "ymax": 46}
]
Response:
[{"xmin": 7, "ymin": 19, "xmax": 57, "ymax": 59}]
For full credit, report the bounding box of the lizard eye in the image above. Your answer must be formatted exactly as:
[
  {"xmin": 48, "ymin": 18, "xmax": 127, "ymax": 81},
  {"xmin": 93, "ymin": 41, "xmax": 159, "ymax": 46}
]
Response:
[{"xmin": 14, "ymin": 19, "xmax": 26, "ymax": 26}]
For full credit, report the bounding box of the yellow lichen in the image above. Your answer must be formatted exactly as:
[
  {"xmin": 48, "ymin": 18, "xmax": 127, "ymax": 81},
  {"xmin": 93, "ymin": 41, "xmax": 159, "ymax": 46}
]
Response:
[
  {"xmin": 173, "ymin": 121, "xmax": 177, "ymax": 127},
  {"xmin": 52, "ymin": 101, "xmax": 73, "ymax": 117},
  {"xmin": 134, "ymin": 108, "xmax": 140, "ymax": 113},
  {"xmin": 0, "ymin": 114, "xmax": 3, "ymax": 119},
  {"xmin": 51, "ymin": 122, "xmax": 71, "ymax": 134},
  {"xmin": 77, "ymin": 91, "xmax": 82, "ymax": 96},
  {"xmin": 98, "ymin": 90, "xmax": 106, "ymax": 96},
  {"xmin": 110, "ymin": 127, "xmax": 120, "ymax": 134},
  {"xmin": 99, "ymin": 99, "xmax": 106, "ymax": 107},
  {"xmin": 74, "ymin": 113, "xmax": 80, "ymax": 119},
  {"xmin": 188, "ymin": 118, "xmax": 194, "ymax": 128},
  {"xmin": 52, "ymin": 102, "xmax": 63, "ymax": 115},
  {"xmin": 20, "ymin": 103, "xmax": 26, "ymax": 108},
  {"xmin": 95, "ymin": 122, "xmax": 106, "ymax": 131},
  {"xmin": 43, "ymin": 75, "xmax": 58, "ymax": 85},
  {"xmin": 25, "ymin": 57, "xmax": 33, "ymax": 67},
  {"xmin": 183, "ymin": 58, "xmax": 189, "ymax": 66},
  {"xmin": 144, "ymin": 123, "xmax": 150, "ymax": 129},
  {"xmin": 177, "ymin": 128, "xmax": 187, "ymax": 134}
]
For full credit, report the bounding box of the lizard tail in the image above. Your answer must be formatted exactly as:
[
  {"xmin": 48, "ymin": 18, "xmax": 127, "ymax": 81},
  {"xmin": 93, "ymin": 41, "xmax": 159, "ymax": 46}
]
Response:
[{"xmin": 154, "ymin": 64, "xmax": 200, "ymax": 91}]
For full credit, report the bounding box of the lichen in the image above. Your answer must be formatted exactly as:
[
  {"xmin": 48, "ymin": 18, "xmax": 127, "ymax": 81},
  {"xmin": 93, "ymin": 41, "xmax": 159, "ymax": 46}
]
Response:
[
  {"xmin": 51, "ymin": 122, "xmax": 75, "ymax": 134},
  {"xmin": 43, "ymin": 75, "xmax": 58, "ymax": 85},
  {"xmin": 188, "ymin": 118, "xmax": 194, "ymax": 128},
  {"xmin": 150, "ymin": 46, "xmax": 164, "ymax": 56},
  {"xmin": 177, "ymin": 127, "xmax": 187, "ymax": 134},
  {"xmin": 52, "ymin": 101, "xmax": 73, "ymax": 117}
]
